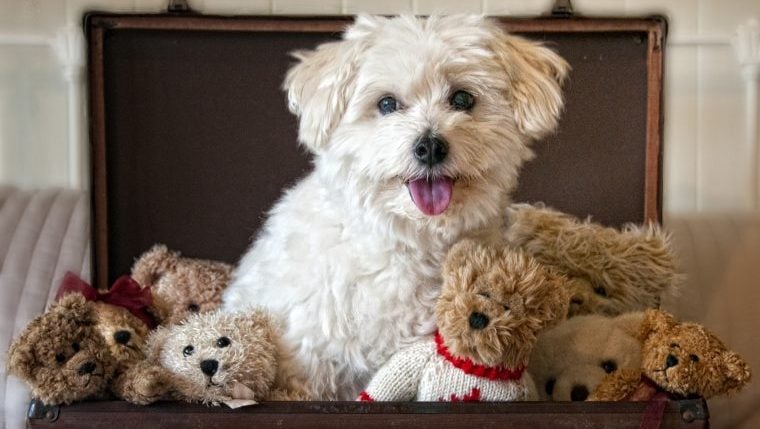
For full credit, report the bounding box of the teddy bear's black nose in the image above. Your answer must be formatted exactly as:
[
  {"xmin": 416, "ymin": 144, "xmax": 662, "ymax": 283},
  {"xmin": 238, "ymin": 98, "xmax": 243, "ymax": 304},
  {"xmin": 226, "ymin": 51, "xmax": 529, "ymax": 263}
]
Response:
[
  {"xmin": 666, "ymin": 354, "xmax": 679, "ymax": 368},
  {"xmin": 468, "ymin": 312, "xmax": 489, "ymax": 330},
  {"xmin": 78, "ymin": 362, "xmax": 97, "ymax": 375},
  {"xmin": 570, "ymin": 385, "xmax": 589, "ymax": 401},
  {"xmin": 200, "ymin": 359, "xmax": 219, "ymax": 376},
  {"xmin": 113, "ymin": 330, "xmax": 131, "ymax": 345}
]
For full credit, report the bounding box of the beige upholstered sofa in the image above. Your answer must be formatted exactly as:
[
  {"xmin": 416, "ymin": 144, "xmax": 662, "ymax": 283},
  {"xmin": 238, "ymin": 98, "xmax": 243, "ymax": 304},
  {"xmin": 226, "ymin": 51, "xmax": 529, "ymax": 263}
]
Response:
[{"xmin": 1, "ymin": 187, "xmax": 758, "ymax": 429}]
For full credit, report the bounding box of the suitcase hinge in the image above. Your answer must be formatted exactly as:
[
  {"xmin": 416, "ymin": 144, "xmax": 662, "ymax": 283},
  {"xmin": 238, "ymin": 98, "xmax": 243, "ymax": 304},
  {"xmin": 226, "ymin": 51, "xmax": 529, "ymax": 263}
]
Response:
[
  {"xmin": 27, "ymin": 399, "xmax": 60, "ymax": 423},
  {"xmin": 550, "ymin": 0, "xmax": 575, "ymax": 17},
  {"xmin": 679, "ymin": 399, "xmax": 708, "ymax": 424}
]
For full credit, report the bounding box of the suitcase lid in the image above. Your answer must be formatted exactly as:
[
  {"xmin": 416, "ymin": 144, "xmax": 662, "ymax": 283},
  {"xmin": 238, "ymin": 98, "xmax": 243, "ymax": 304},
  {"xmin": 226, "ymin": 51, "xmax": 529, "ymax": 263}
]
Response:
[{"xmin": 86, "ymin": 13, "xmax": 666, "ymax": 288}]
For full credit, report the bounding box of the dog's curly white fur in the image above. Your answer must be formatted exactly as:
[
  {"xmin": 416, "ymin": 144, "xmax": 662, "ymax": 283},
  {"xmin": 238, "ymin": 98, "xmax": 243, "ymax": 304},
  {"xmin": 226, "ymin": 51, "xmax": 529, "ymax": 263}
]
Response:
[{"xmin": 221, "ymin": 15, "xmax": 569, "ymax": 400}]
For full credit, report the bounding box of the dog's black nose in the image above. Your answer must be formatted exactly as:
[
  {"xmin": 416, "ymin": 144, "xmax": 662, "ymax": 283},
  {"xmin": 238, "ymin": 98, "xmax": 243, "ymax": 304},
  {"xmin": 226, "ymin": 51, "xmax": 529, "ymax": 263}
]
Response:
[
  {"xmin": 571, "ymin": 385, "xmax": 589, "ymax": 401},
  {"xmin": 113, "ymin": 330, "xmax": 131, "ymax": 345},
  {"xmin": 413, "ymin": 134, "xmax": 448, "ymax": 167},
  {"xmin": 78, "ymin": 362, "xmax": 97, "ymax": 375},
  {"xmin": 666, "ymin": 354, "xmax": 679, "ymax": 368},
  {"xmin": 200, "ymin": 359, "xmax": 219, "ymax": 376},
  {"xmin": 468, "ymin": 312, "xmax": 489, "ymax": 330}
]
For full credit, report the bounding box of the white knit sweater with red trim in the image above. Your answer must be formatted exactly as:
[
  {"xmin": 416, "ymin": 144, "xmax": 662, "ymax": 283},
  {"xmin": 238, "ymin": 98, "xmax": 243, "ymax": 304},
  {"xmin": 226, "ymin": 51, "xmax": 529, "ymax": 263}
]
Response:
[{"xmin": 358, "ymin": 333, "xmax": 538, "ymax": 402}]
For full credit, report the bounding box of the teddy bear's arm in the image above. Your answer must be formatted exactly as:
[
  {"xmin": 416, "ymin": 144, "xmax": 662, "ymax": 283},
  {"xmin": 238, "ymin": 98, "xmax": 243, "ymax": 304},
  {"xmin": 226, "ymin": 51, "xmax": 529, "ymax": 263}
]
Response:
[
  {"xmin": 110, "ymin": 361, "xmax": 176, "ymax": 405},
  {"xmin": 588, "ymin": 368, "xmax": 643, "ymax": 401},
  {"xmin": 358, "ymin": 340, "xmax": 435, "ymax": 402}
]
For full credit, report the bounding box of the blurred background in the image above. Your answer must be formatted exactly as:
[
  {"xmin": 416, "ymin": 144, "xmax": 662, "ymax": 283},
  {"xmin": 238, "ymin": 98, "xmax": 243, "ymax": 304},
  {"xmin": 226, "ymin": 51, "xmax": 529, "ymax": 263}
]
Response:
[{"xmin": 1, "ymin": 1, "xmax": 759, "ymax": 429}]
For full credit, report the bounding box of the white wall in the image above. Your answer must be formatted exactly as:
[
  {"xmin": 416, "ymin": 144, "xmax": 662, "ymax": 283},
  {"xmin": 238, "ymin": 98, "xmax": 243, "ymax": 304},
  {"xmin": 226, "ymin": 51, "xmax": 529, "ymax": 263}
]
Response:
[{"xmin": 1, "ymin": 0, "xmax": 759, "ymax": 214}]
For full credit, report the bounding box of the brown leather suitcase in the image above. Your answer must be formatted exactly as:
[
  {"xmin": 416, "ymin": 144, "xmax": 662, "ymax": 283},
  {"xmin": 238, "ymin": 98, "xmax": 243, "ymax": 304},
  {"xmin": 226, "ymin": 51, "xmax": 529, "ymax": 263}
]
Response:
[{"xmin": 27, "ymin": 6, "xmax": 710, "ymax": 429}]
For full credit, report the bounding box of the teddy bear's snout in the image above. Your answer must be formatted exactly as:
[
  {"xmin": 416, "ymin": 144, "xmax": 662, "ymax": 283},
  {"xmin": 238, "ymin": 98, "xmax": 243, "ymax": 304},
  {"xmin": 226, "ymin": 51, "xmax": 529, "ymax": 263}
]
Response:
[
  {"xmin": 468, "ymin": 312, "xmax": 489, "ymax": 330},
  {"xmin": 200, "ymin": 359, "xmax": 219, "ymax": 376}
]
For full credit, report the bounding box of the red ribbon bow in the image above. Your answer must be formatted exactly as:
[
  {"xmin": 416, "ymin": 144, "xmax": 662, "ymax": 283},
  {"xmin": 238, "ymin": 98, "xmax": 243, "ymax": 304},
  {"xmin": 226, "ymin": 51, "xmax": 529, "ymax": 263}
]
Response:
[{"xmin": 55, "ymin": 271, "xmax": 157, "ymax": 329}]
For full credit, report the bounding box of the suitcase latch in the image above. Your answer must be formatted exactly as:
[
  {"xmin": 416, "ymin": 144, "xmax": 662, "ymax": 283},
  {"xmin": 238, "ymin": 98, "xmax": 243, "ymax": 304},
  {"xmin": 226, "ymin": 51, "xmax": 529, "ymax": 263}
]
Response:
[{"xmin": 27, "ymin": 399, "xmax": 60, "ymax": 423}]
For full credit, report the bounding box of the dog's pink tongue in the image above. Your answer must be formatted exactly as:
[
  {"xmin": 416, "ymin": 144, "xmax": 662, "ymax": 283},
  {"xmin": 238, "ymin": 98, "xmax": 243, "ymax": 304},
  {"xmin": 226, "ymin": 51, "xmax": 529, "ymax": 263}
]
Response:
[{"xmin": 407, "ymin": 177, "xmax": 453, "ymax": 216}]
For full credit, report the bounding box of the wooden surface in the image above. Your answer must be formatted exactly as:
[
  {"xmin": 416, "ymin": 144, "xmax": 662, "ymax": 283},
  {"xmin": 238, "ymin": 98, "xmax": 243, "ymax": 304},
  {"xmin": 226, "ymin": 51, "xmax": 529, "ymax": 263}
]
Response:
[{"xmin": 27, "ymin": 399, "xmax": 708, "ymax": 429}]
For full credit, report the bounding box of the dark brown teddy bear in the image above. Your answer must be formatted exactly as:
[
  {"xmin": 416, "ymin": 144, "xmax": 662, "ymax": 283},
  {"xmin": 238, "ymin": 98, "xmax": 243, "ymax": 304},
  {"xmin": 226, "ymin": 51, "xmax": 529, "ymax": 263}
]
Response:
[{"xmin": 131, "ymin": 244, "xmax": 232, "ymax": 325}]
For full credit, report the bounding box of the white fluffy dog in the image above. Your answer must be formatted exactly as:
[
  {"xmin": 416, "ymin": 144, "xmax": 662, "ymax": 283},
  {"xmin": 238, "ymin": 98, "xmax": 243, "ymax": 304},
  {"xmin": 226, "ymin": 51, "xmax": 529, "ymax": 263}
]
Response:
[{"xmin": 222, "ymin": 15, "xmax": 569, "ymax": 400}]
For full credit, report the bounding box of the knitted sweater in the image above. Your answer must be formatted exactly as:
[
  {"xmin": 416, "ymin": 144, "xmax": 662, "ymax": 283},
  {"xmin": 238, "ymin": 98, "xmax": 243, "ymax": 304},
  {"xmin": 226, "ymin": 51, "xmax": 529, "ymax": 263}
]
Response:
[{"xmin": 358, "ymin": 333, "xmax": 538, "ymax": 402}]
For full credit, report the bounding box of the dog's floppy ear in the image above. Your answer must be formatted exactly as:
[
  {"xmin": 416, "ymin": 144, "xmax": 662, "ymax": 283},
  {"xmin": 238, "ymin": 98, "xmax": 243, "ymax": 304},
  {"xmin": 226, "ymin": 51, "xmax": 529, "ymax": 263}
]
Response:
[
  {"xmin": 283, "ymin": 15, "xmax": 383, "ymax": 153},
  {"xmin": 488, "ymin": 28, "xmax": 570, "ymax": 140}
]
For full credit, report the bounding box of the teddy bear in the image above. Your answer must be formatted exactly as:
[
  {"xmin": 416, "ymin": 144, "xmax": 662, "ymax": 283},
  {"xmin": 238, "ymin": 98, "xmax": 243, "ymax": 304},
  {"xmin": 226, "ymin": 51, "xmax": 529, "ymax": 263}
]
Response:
[
  {"xmin": 144, "ymin": 309, "xmax": 307, "ymax": 406},
  {"xmin": 357, "ymin": 239, "xmax": 569, "ymax": 402},
  {"xmin": 589, "ymin": 309, "xmax": 751, "ymax": 401},
  {"xmin": 505, "ymin": 203, "xmax": 682, "ymax": 317},
  {"xmin": 7, "ymin": 274, "xmax": 172, "ymax": 405},
  {"xmin": 131, "ymin": 244, "xmax": 233, "ymax": 325},
  {"xmin": 528, "ymin": 312, "xmax": 645, "ymax": 401}
]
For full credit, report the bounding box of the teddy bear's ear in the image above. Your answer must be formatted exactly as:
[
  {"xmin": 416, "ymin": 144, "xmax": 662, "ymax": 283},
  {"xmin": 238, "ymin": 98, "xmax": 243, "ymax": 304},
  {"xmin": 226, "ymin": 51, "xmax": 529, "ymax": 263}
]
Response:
[
  {"xmin": 444, "ymin": 239, "xmax": 481, "ymax": 269},
  {"xmin": 721, "ymin": 350, "xmax": 752, "ymax": 394},
  {"xmin": 638, "ymin": 309, "xmax": 677, "ymax": 341},
  {"xmin": 7, "ymin": 339, "xmax": 36, "ymax": 380},
  {"xmin": 145, "ymin": 326, "xmax": 171, "ymax": 361},
  {"xmin": 612, "ymin": 311, "xmax": 647, "ymax": 339},
  {"xmin": 53, "ymin": 293, "xmax": 96, "ymax": 324},
  {"xmin": 131, "ymin": 244, "xmax": 180, "ymax": 288},
  {"xmin": 530, "ymin": 268, "xmax": 571, "ymax": 329}
]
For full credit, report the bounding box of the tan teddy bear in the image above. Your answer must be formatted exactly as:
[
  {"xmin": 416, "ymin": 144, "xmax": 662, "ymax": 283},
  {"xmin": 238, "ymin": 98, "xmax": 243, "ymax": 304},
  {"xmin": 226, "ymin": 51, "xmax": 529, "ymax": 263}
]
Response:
[
  {"xmin": 145, "ymin": 309, "xmax": 306, "ymax": 406},
  {"xmin": 528, "ymin": 312, "xmax": 645, "ymax": 401},
  {"xmin": 131, "ymin": 244, "xmax": 232, "ymax": 325},
  {"xmin": 505, "ymin": 203, "xmax": 681, "ymax": 317},
  {"xmin": 590, "ymin": 309, "xmax": 751, "ymax": 401},
  {"xmin": 358, "ymin": 239, "xmax": 569, "ymax": 402}
]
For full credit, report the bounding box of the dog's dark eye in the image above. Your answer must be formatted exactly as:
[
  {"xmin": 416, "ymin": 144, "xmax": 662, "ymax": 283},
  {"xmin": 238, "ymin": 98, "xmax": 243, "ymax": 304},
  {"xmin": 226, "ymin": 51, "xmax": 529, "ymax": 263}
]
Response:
[
  {"xmin": 593, "ymin": 286, "xmax": 608, "ymax": 297},
  {"xmin": 378, "ymin": 96, "xmax": 397, "ymax": 115},
  {"xmin": 55, "ymin": 353, "xmax": 66, "ymax": 364},
  {"xmin": 601, "ymin": 359, "xmax": 618, "ymax": 374},
  {"xmin": 183, "ymin": 345, "xmax": 194, "ymax": 357},
  {"xmin": 216, "ymin": 337, "xmax": 231, "ymax": 348},
  {"xmin": 449, "ymin": 90, "xmax": 475, "ymax": 111},
  {"xmin": 187, "ymin": 303, "xmax": 200, "ymax": 313},
  {"xmin": 689, "ymin": 354, "xmax": 699, "ymax": 362},
  {"xmin": 72, "ymin": 342, "xmax": 80, "ymax": 352}
]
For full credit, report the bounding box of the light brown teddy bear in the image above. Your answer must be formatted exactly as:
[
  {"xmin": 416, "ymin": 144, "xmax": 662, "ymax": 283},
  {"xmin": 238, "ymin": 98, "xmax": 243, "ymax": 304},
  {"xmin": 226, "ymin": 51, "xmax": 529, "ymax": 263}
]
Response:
[
  {"xmin": 131, "ymin": 244, "xmax": 232, "ymax": 325},
  {"xmin": 145, "ymin": 309, "xmax": 306, "ymax": 406},
  {"xmin": 590, "ymin": 309, "xmax": 751, "ymax": 401},
  {"xmin": 358, "ymin": 240, "xmax": 569, "ymax": 402},
  {"xmin": 529, "ymin": 312, "xmax": 645, "ymax": 401},
  {"xmin": 505, "ymin": 203, "xmax": 682, "ymax": 317}
]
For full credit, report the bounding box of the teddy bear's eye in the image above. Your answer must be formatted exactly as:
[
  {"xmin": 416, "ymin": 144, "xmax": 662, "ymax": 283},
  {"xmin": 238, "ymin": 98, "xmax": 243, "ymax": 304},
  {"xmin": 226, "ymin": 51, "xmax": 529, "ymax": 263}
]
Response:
[
  {"xmin": 689, "ymin": 354, "xmax": 699, "ymax": 362},
  {"xmin": 545, "ymin": 378, "xmax": 556, "ymax": 396},
  {"xmin": 216, "ymin": 337, "xmax": 231, "ymax": 348},
  {"xmin": 593, "ymin": 286, "xmax": 608, "ymax": 297},
  {"xmin": 670, "ymin": 343, "xmax": 680, "ymax": 348},
  {"xmin": 478, "ymin": 292, "xmax": 490, "ymax": 299},
  {"xmin": 183, "ymin": 345, "xmax": 195, "ymax": 357},
  {"xmin": 55, "ymin": 353, "xmax": 66, "ymax": 364},
  {"xmin": 503, "ymin": 305, "xmax": 510, "ymax": 312},
  {"xmin": 601, "ymin": 359, "xmax": 618, "ymax": 374},
  {"xmin": 72, "ymin": 342, "xmax": 80, "ymax": 352},
  {"xmin": 187, "ymin": 303, "xmax": 200, "ymax": 313}
]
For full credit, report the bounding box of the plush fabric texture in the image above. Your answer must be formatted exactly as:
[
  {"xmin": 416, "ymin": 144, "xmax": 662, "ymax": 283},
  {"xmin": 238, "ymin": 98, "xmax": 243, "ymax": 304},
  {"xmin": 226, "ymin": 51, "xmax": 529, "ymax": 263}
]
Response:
[
  {"xmin": 505, "ymin": 203, "xmax": 682, "ymax": 317},
  {"xmin": 145, "ymin": 310, "xmax": 306, "ymax": 405},
  {"xmin": 0, "ymin": 187, "xmax": 90, "ymax": 429},
  {"xmin": 590, "ymin": 309, "xmax": 751, "ymax": 401},
  {"xmin": 529, "ymin": 312, "xmax": 645, "ymax": 401},
  {"xmin": 360, "ymin": 240, "xmax": 567, "ymax": 402},
  {"xmin": 131, "ymin": 244, "xmax": 232, "ymax": 326},
  {"xmin": 359, "ymin": 334, "xmax": 535, "ymax": 402}
]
